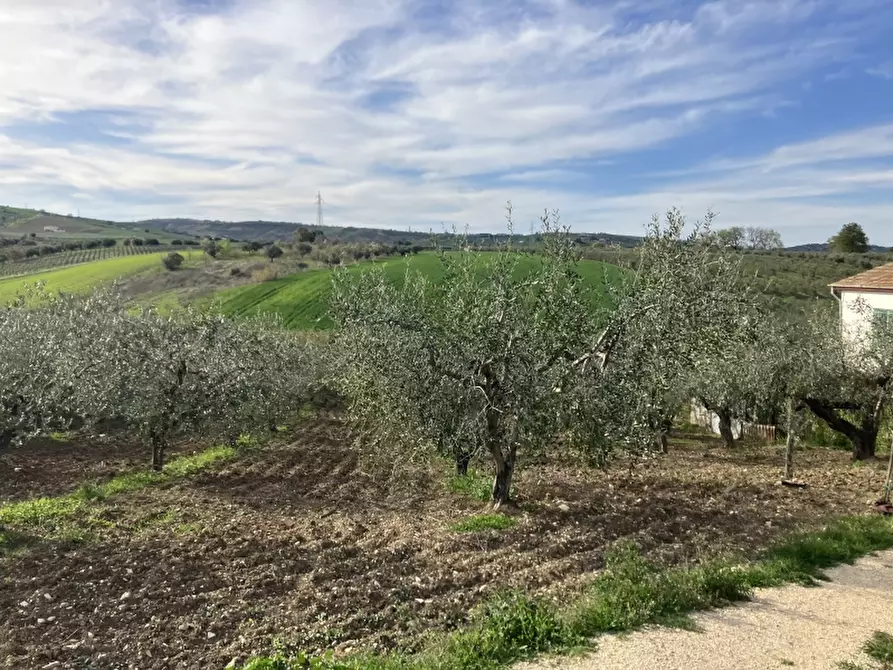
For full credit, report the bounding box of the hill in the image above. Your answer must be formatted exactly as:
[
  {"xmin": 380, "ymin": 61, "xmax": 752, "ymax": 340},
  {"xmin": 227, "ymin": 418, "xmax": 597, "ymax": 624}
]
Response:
[
  {"xmin": 0, "ymin": 206, "xmax": 192, "ymax": 243},
  {"xmin": 139, "ymin": 216, "xmax": 645, "ymax": 247},
  {"xmin": 214, "ymin": 252, "xmax": 623, "ymax": 330},
  {"xmin": 785, "ymin": 242, "xmax": 891, "ymax": 253}
]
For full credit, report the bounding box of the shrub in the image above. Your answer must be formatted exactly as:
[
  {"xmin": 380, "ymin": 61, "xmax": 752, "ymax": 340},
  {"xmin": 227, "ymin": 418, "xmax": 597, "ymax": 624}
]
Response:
[{"xmin": 162, "ymin": 252, "xmax": 184, "ymax": 271}]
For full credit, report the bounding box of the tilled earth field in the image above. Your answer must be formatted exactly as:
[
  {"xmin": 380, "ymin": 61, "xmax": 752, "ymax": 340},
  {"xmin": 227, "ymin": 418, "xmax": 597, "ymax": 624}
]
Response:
[{"xmin": 0, "ymin": 416, "xmax": 887, "ymax": 669}]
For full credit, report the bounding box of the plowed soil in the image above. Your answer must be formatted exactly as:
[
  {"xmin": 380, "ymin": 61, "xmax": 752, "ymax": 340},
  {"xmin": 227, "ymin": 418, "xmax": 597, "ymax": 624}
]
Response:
[{"xmin": 0, "ymin": 418, "xmax": 888, "ymax": 670}]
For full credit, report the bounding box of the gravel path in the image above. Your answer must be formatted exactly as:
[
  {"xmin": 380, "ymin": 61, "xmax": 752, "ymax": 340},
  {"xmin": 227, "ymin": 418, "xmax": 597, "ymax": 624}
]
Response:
[{"xmin": 523, "ymin": 550, "xmax": 893, "ymax": 670}]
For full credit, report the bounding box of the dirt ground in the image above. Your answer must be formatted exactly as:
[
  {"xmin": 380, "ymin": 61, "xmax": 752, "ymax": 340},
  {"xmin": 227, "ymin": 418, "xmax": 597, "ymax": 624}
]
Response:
[{"xmin": 0, "ymin": 417, "xmax": 888, "ymax": 670}]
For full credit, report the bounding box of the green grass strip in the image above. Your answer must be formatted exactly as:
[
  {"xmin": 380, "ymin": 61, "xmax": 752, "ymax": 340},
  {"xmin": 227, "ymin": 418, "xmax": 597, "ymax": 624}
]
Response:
[
  {"xmin": 0, "ymin": 445, "xmax": 235, "ymax": 534},
  {"xmin": 450, "ymin": 513, "xmax": 517, "ymax": 533},
  {"xmin": 240, "ymin": 514, "xmax": 893, "ymax": 670}
]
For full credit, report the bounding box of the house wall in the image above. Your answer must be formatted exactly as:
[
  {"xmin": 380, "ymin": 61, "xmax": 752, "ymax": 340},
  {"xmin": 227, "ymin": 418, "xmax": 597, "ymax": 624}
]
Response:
[{"xmin": 838, "ymin": 289, "xmax": 893, "ymax": 347}]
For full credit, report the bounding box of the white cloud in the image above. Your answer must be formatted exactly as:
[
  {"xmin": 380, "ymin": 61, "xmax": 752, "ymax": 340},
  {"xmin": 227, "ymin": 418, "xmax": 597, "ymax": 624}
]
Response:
[{"xmin": 0, "ymin": 0, "xmax": 890, "ymax": 244}]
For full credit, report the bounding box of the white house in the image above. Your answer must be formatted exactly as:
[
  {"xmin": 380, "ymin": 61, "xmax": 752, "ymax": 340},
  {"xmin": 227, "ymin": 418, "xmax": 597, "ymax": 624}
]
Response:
[{"xmin": 830, "ymin": 263, "xmax": 893, "ymax": 348}]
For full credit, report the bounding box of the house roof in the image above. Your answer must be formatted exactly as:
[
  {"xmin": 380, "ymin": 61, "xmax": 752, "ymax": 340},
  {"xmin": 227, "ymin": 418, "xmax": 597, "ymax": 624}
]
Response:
[{"xmin": 830, "ymin": 262, "xmax": 893, "ymax": 291}]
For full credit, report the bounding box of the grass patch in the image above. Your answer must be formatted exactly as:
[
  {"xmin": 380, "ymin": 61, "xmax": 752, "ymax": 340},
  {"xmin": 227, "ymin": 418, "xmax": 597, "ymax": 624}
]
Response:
[
  {"xmin": 445, "ymin": 468, "xmax": 492, "ymax": 502},
  {"xmin": 866, "ymin": 631, "xmax": 893, "ymax": 667},
  {"xmin": 240, "ymin": 515, "xmax": 893, "ymax": 670},
  {"xmin": 0, "ymin": 445, "xmax": 236, "ymax": 540},
  {"xmin": 838, "ymin": 631, "xmax": 893, "ymax": 670},
  {"xmin": 567, "ymin": 541, "xmax": 754, "ymax": 635},
  {"xmin": 450, "ymin": 513, "xmax": 518, "ymax": 533}
]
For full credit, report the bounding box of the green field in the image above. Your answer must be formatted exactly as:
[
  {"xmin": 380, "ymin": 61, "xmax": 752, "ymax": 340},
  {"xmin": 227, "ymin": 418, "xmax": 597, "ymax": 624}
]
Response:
[
  {"xmin": 0, "ymin": 244, "xmax": 177, "ymax": 278},
  {"xmin": 214, "ymin": 252, "xmax": 622, "ymax": 330},
  {"xmin": 0, "ymin": 251, "xmax": 190, "ymax": 304}
]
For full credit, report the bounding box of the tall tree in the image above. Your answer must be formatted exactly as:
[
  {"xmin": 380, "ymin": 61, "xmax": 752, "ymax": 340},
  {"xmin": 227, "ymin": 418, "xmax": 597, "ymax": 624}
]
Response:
[{"xmin": 829, "ymin": 222, "xmax": 869, "ymax": 253}]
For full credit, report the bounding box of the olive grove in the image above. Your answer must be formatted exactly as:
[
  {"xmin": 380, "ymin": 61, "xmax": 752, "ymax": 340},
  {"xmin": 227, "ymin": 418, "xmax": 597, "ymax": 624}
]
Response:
[{"xmin": 0, "ymin": 287, "xmax": 314, "ymax": 469}]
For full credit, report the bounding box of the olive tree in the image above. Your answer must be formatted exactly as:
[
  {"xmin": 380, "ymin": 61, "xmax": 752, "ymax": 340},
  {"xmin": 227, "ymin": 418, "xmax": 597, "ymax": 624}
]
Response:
[
  {"xmin": 331, "ymin": 207, "xmax": 750, "ymax": 506},
  {"xmin": 0, "ymin": 287, "xmax": 126, "ymax": 450},
  {"xmin": 105, "ymin": 307, "xmax": 310, "ymax": 470},
  {"xmin": 331, "ymin": 210, "xmax": 598, "ymax": 505},
  {"xmin": 592, "ymin": 210, "xmax": 759, "ymax": 455},
  {"xmin": 796, "ymin": 306, "xmax": 893, "ymax": 460}
]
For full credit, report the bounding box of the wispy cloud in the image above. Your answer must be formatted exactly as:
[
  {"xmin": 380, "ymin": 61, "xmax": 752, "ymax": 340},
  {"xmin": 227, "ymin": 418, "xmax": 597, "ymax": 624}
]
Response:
[{"xmin": 0, "ymin": 0, "xmax": 891, "ymax": 244}]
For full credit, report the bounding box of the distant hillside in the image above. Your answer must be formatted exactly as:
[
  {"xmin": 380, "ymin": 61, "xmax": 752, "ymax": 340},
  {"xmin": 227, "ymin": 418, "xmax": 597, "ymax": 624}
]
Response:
[
  {"xmin": 141, "ymin": 217, "xmax": 645, "ymax": 247},
  {"xmin": 0, "ymin": 206, "xmax": 191, "ymax": 242},
  {"xmin": 786, "ymin": 242, "xmax": 891, "ymax": 253}
]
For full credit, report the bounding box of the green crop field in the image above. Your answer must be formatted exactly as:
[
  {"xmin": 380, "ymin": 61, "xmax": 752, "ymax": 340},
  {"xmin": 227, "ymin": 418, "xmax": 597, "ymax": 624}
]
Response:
[
  {"xmin": 0, "ymin": 251, "xmax": 194, "ymax": 304},
  {"xmin": 0, "ymin": 244, "xmax": 178, "ymax": 278},
  {"xmin": 215, "ymin": 252, "xmax": 623, "ymax": 330}
]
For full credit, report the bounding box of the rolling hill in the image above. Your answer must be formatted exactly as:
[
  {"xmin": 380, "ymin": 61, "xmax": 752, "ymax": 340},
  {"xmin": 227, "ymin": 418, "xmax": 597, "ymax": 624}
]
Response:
[{"xmin": 0, "ymin": 206, "xmax": 193, "ymax": 243}]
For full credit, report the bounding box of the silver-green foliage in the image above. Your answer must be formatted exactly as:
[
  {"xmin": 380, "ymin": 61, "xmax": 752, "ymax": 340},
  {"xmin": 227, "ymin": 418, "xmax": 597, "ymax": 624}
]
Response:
[
  {"xmin": 330, "ymin": 207, "xmax": 747, "ymax": 503},
  {"xmin": 0, "ymin": 286, "xmax": 314, "ymax": 468},
  {"xmin": 330, "ymin": 210, "xmax": 598, "ymax": 504}
]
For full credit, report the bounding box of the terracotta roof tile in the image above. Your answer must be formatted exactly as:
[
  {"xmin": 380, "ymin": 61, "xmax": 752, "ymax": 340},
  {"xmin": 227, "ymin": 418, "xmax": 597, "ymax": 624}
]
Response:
[{"xmin": 830, "ymin": 262, "xmax": 893, "ymax": 290}]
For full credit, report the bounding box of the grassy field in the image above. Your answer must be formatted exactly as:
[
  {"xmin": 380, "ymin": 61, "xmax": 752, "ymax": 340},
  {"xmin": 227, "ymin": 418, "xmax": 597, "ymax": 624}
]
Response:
[
  {"xmin": 214, "ymin": 252, "xmax": 623, "ymax": 329},
  {"xmin": 0, "ymin": 251, "xmax": 191, "ymax": 304}
]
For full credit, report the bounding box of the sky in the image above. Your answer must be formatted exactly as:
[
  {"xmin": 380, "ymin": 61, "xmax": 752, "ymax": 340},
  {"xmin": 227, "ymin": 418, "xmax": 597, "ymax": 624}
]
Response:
[{"xmin": 0, "ymin": 0, "xmax": 892, "ymax": 245}]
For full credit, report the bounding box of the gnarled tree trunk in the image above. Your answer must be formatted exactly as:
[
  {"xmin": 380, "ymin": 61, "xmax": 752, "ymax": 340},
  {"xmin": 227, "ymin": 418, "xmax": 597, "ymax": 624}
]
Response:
[
  {"xmin": 716, "ymin": 408, "xmax": 735, "ymax": 449},
  {"xmin": 0, "ymin": 429, "xmax": 13, "ymax": 452},
  {"xmin": 455, "ymin": 450, "xmax": 472, "ymax": 477},
  {"xmin": 802, "ymin": 397, "xmax": 880, "ymax": 461},
  {"xmin": 491, "ymin": 444, "xmax": 516, "ymax": 509}
]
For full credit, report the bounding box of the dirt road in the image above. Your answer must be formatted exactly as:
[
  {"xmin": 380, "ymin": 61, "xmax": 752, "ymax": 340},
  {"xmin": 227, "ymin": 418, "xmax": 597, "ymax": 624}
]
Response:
[{"xmin": 523, "ymin": 550, "xmax": 893, "ymax": 670}]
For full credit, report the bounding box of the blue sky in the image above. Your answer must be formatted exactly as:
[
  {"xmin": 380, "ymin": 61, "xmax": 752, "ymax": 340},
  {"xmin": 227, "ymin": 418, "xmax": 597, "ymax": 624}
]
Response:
[{"xmin": 0, "ymin": 0, "xmax": 892, "ymax": 245}]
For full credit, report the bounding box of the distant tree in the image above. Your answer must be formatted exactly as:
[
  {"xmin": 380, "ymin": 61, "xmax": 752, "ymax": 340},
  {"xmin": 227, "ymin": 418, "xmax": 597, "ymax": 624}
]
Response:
[
  {"xmin": 713, "ymin": 227, "xmax": 745, "ymax": 249},
  {"xmin": 265, "ymin": 244, "xmax": 283, "ymax": 261},
  {"xmin": 162, "ymin": 252, "xmax": 184, "ymax": 271},
  {"xmin": 295, "ymin": 227, "xmax": 322, "ymax": 244},
  {"xmin": 745, "ymin": 227, "xmax": 783, "ymax": 250},
  {"xmin": 202, "ymin": 238, "xmax": 220, "ymax": 258},
  {"xmin": 171, "ymin": 239, "xmax": 183, "ymax": 246},
  {"xmin": 829, "ymin": 222, "xmax": 869, "ymax": 253},
  {"xmin": 243, "ymin": 240, "xmax": 263, "ymax": 254},
  {"xmin": 296, "ymin": 242, "xmax": 312, "ymax": 257},
  {"xmin": 144, "ymin": 238, "xmax": 160, "ymax": 246}
]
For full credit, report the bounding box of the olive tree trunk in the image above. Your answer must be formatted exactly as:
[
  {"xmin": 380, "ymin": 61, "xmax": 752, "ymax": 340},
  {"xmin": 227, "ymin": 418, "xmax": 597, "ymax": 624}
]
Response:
[
  {"xmin": 802, "ymin": 397, "xmax": 879, "ymax": 461},
  {"xmin": 151, "ymin": 437, "xmax": 166, "ymax": 471},
  {"xmin": 716, "ymin": 408, "xmax": 735, "ymax": 449},
  {"xmin": 491, "ymin": 445, "xmax": 516, "ymax": 509},
  {"xmin": 784, "ymin": 397, "xmax": 795, "ymax": 480},
  {"xmin": 455, "ymin": 451, "xmax": 472, "ymax": 477}
]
